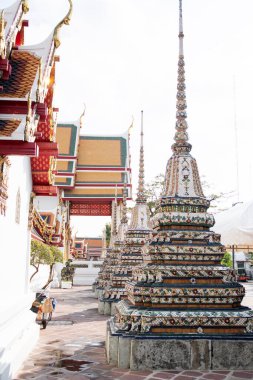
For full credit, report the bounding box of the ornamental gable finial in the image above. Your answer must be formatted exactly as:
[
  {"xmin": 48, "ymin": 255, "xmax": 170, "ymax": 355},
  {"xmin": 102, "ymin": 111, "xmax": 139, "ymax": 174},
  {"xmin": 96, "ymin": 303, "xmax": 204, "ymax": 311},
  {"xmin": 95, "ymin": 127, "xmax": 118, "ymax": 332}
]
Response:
[{"xmin": 53, "ymin": 0, "xmax": 72, "ymax": 49}]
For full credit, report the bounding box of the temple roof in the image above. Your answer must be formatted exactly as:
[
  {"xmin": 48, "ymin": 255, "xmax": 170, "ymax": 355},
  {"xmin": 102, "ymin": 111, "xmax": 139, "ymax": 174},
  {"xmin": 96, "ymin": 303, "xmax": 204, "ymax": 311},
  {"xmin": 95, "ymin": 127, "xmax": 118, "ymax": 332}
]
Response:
[{"xmin": 55, "ymin": 122, "xmax": 131, "ymax": 205}]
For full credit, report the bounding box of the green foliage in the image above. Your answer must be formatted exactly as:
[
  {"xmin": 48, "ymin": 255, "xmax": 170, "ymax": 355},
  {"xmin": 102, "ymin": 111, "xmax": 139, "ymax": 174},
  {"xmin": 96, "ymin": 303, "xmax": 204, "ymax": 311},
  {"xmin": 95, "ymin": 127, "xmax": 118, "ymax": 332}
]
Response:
[
  {"xmin": 49, "ymin": 245, "xmax": 63, "ymax": 264},
  {"xmin": 105, "ymin": 223, "xmax": 111, "ymax": 247},
  {"xmin": 30, "ymin": 240, "xmax": 52, "ymax": 281},
  {"xmin": 221, "ymin": 252, "xmax": 233, "ymax": 268},
  {"xmin": 144, "ymin": 173, "xmax": 165, "ymax": 216},
  {"xmin": 30, "ymin": 240, "xmax": 52, "ymax": 267},
  {"xmin": 30, "ymin": 241, "xmax": 63, "ymax": 285}
]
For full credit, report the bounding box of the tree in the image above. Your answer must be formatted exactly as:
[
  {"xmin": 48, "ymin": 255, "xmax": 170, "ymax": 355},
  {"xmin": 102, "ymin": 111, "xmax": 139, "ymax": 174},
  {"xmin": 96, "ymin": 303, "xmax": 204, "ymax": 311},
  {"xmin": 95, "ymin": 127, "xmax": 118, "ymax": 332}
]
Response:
[
  {"xmin": 221, "ymin": 252, "xmax": 233, "ymax": 268},
  {"xmin": 42, "ymin": 246, "xmax": 64, "ymax": 289},
  {"xmin": 143, "ymin": 173, "xmax": 234, "ymax": 215},
  {"xmin": 30, "ymin": 240, "xmax": 52, "ymax": 281},
  {"xmin": 105, "ymin": 223, "xmax": 111, "ymax": 247},
  {"xmin": 200, "ymin": 175, "xmax": 235, "ymax": 213},
  {"xmin": 144, "ymin": 173, "xmax": 165, "ymax": 216}
]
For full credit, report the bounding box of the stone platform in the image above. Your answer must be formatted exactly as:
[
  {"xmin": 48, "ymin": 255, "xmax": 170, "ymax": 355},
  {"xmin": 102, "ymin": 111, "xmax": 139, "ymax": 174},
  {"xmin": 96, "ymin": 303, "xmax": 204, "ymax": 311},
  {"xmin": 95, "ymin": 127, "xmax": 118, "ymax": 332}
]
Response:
[
  {"xmin": 14, "ymin": 284, "xmax": 253, "ymax": 379},
  {"xmin": 98, "ymin": 299, "xmax": 119, "ymax": 315},
  {"xmin": 106, "ymin": 319, "xmax": 253, "ymax": 370}
]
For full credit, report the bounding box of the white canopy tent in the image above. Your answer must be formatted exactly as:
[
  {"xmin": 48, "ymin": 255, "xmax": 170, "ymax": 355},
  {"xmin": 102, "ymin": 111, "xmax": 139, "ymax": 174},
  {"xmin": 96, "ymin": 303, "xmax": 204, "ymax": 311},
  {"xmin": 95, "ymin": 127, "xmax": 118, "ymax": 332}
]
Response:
[{"xmin": 213, "ymin": 200, "xmax": 253, "ymax": 246}]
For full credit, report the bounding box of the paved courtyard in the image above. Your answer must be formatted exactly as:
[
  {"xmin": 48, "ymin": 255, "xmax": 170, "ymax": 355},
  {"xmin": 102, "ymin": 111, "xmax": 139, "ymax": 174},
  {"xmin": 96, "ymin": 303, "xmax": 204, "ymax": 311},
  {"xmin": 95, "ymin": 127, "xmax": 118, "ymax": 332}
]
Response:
[{"xmin": 14, "ymin": 283, "xmax": 253, "ymax": 380}]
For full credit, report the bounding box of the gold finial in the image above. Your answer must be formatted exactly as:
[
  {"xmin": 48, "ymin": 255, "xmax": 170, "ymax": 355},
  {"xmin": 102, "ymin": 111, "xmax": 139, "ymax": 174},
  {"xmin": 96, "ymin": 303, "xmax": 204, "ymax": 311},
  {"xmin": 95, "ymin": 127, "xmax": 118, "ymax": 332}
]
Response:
[
  {"xmin": 36, "ymin": 58, "xmax": 42, "ymax": 102},
  {"xmin": 53, "ymin": 0, "xmax": 73, "ymax": 49},
  {"xmin": 24, "ymin": 91, "xmax": 32, "ymax": 141},
  {"xmin": 0, "ymin": 11, "xmax": 6, "ymax": 59},
  {"xmin": 80, "ymin": 103, "xmax": 86, "ymax": 128},
  {"xmin": 22, "ymin": 0, "xmax": 29, "ymax": 14},
  {"xmin": 128, "ymin": 116, "xmax": 134, "ymax": 135}
]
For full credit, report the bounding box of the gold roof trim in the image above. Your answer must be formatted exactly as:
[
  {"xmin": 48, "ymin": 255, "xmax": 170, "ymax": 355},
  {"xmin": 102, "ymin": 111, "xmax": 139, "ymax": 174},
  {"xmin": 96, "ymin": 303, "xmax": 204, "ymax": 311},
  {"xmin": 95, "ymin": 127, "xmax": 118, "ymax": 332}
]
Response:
[
  {"xmin": 53, "ymin": 0, "xmax": 73, "ymax": 49},
  {"xmin": 0, "ymin": 11, "xmax": 6, "ymax": 59},
  {"xmin": 22, "ymin": 0, "xmax": 29, "ymax": 14}
]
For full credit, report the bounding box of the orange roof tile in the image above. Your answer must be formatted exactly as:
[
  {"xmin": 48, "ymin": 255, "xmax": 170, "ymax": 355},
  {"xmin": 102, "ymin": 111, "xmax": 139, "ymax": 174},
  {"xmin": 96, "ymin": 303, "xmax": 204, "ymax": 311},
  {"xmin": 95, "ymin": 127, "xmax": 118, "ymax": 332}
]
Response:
[
  {"xmin": 0, "ymin": 119, "xmax": 21, "ymax": 136},
  {"xmin": 0, "ymin": 50, "xmax": 40, "ymax": 98}
]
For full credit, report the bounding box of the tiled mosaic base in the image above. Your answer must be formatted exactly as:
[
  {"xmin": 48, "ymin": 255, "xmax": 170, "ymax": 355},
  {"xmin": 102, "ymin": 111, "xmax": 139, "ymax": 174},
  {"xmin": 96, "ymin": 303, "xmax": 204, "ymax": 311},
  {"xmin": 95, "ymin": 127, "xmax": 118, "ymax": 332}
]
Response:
[{"xmin": 14, "ymin": 285, "xmax": 253, "ymax": 380}]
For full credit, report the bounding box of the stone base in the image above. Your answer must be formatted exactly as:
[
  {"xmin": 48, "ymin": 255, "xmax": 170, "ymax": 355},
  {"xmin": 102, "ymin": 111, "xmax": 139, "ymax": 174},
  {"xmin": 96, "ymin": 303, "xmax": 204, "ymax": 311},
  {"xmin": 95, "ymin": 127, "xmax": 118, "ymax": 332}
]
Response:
[
  {"xmin": 106, "ymin": 320, "xmax": 253, "ymax": 370},
  {"xmin": 97, "ymin": 289, "xmax": 103, "ymax": 299},
  {"xmin": 61, "ymin": 281, "xmax": 72, "ymax": 289},
  {"xmin": 98, "ymin": 300, "xmax": 119, "ymax": 316}
]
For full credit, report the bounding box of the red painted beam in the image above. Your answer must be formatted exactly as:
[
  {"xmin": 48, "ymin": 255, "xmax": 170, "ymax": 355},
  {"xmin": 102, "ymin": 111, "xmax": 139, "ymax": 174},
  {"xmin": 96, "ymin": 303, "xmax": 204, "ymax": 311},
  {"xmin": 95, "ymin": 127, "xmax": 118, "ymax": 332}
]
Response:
[
  {"xmin": 0, "ymin": 100, "xmax": 32, "ymax": 115},
  {"xmin": 76, "ymin": 167, "xmax": 131, "ymax": 171},
  {"xmin": 74, "ymin": 183, "xmax": 132, "ymax": 187},
  {"xmin": 55, "ymin": 172, "xmax": 75, "ymax": 176},
  {"xmin": 37, "ymin": 142, "xmax": 58, "ymax": 157},
  {"xmin": 63, "ymin": 197, "xmax": 132, "ymax": 202},
  {"xmin": 0, "ymin": 141, "xmax": 39, "ymax": 156},
  {"xmin": 57, "ymin": 156, "xmax": 77, "ymax": 159},
  {"xmin": 33, "ymin": 185, "xmax": 58, "ymax": 196}
]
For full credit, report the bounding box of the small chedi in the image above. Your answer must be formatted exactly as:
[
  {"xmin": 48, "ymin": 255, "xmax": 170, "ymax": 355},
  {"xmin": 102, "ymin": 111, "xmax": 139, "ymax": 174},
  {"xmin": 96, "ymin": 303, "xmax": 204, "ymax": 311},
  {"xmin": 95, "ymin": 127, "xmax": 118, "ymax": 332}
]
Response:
[
  {"xmin": 98, "ymin": 113, "xmax": 153, "ymax": 315},
  {"xmin": 97, "ymin": 181, "xmax": 129, "ymax": 307},
  {"xmin": 106, "ymin": 0, "xmax": 253, "ymax": 371},
  {"xmin": 95, "ymin": 190, "xmax": 120, "ymax": 298}
]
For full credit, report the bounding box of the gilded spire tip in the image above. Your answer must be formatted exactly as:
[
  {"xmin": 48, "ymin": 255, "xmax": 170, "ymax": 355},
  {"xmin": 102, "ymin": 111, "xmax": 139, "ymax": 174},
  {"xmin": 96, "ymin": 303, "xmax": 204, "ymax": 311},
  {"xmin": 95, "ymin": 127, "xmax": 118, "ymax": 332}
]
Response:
[
  {"xmin": 80, "ymin": 103, "xmax": 86, "ymax": 128},
  {"xmin": 22, "ymin": 0, "xmax": 29, "ymax": 14}
]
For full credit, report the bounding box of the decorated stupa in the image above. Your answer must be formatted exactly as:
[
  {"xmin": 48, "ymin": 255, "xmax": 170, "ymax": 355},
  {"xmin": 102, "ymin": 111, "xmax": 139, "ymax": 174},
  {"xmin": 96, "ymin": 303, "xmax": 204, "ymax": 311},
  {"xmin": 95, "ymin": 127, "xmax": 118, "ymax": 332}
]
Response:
[
  {"xmin": 106, "ymin": 0, "xmax": 253, "ymax": 370},
  {"xmin": 98, "ymin": 112, "xmax": 153, "ymax": 315},
  {"xmin": 98, "ymin": 178, "xmax": 129, "ymax": 313},
  {"xmin": 95, "ymin": 187, "xmax": 119, "ymax": 298}
]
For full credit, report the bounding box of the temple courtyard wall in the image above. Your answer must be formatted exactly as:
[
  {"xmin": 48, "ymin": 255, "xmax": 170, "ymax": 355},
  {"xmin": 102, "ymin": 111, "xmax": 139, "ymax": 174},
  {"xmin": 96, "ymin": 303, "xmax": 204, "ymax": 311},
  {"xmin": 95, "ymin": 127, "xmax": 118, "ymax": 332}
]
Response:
[{"xmin": 73, "ymin": 260, "xmax": 103, "ymax": 286}]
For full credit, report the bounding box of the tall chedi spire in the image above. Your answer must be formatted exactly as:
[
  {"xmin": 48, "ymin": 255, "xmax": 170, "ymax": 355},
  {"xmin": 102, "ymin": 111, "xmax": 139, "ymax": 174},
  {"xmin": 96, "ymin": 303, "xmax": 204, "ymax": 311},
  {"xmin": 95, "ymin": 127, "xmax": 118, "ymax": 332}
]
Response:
[
  {"xmin": 98, "ymin": 112, "xmax": 152, "ymax": 315},
  {"xmin": 164, "ymin": 0, "xmax": 204, "ymax": 199},
  {"xmin": 107, "ymin": 0, "xmax": 253, "ymax": 368},
  {"xmin": 129, "ymin": 111, "xmax": 151, "ymax": 230},
  {"xmin": 136, "ymin": 111, "xmax": 146, "ymax": 205}
]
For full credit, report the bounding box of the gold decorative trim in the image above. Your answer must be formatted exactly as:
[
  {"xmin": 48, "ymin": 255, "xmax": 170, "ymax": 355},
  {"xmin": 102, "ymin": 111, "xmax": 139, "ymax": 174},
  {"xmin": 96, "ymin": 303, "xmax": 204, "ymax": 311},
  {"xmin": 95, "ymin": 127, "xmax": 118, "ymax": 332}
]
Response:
[
  {"xmin": 0, "ymin": 11, "xmax": 6, "ymax": 59},
  {"xmin": 22, "ymin": 0, "xmax": 29, "ymax": 14},
  {"xmin": 53, "ymin": 0, "xmax": 73, "ymax": 49}
]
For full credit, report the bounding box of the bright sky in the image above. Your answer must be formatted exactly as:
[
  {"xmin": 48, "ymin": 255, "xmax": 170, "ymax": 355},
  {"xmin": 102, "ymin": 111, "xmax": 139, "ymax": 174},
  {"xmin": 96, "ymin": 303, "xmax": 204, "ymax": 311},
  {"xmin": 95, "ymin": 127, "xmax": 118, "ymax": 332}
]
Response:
[{"xmin": 3, "ymin": 0, "xmax": 253, "ymax": 236}]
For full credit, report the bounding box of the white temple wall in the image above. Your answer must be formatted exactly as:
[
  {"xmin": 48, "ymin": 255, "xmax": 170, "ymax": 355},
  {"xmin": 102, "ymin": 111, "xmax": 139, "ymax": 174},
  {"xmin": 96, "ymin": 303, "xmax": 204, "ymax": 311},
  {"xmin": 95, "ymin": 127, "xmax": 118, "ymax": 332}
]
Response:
[
  {"xmin": 33, "ymin": 195, "xmax": 58, "ymax": 211},
  {"xmin": 0, "ymin": 156, "xmax": 39, "ymax": 380},
  {"xmin": 0, "ymin": 156, "xmax": 32, "ymax": 297}
]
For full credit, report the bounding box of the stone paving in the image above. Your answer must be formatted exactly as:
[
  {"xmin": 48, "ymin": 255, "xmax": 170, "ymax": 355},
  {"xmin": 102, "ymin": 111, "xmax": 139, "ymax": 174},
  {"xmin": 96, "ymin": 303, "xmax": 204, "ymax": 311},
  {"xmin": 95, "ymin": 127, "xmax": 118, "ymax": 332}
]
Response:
[{"xmin": 14, "ymin": 283, "xmax": 253, "ymax": 380}]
